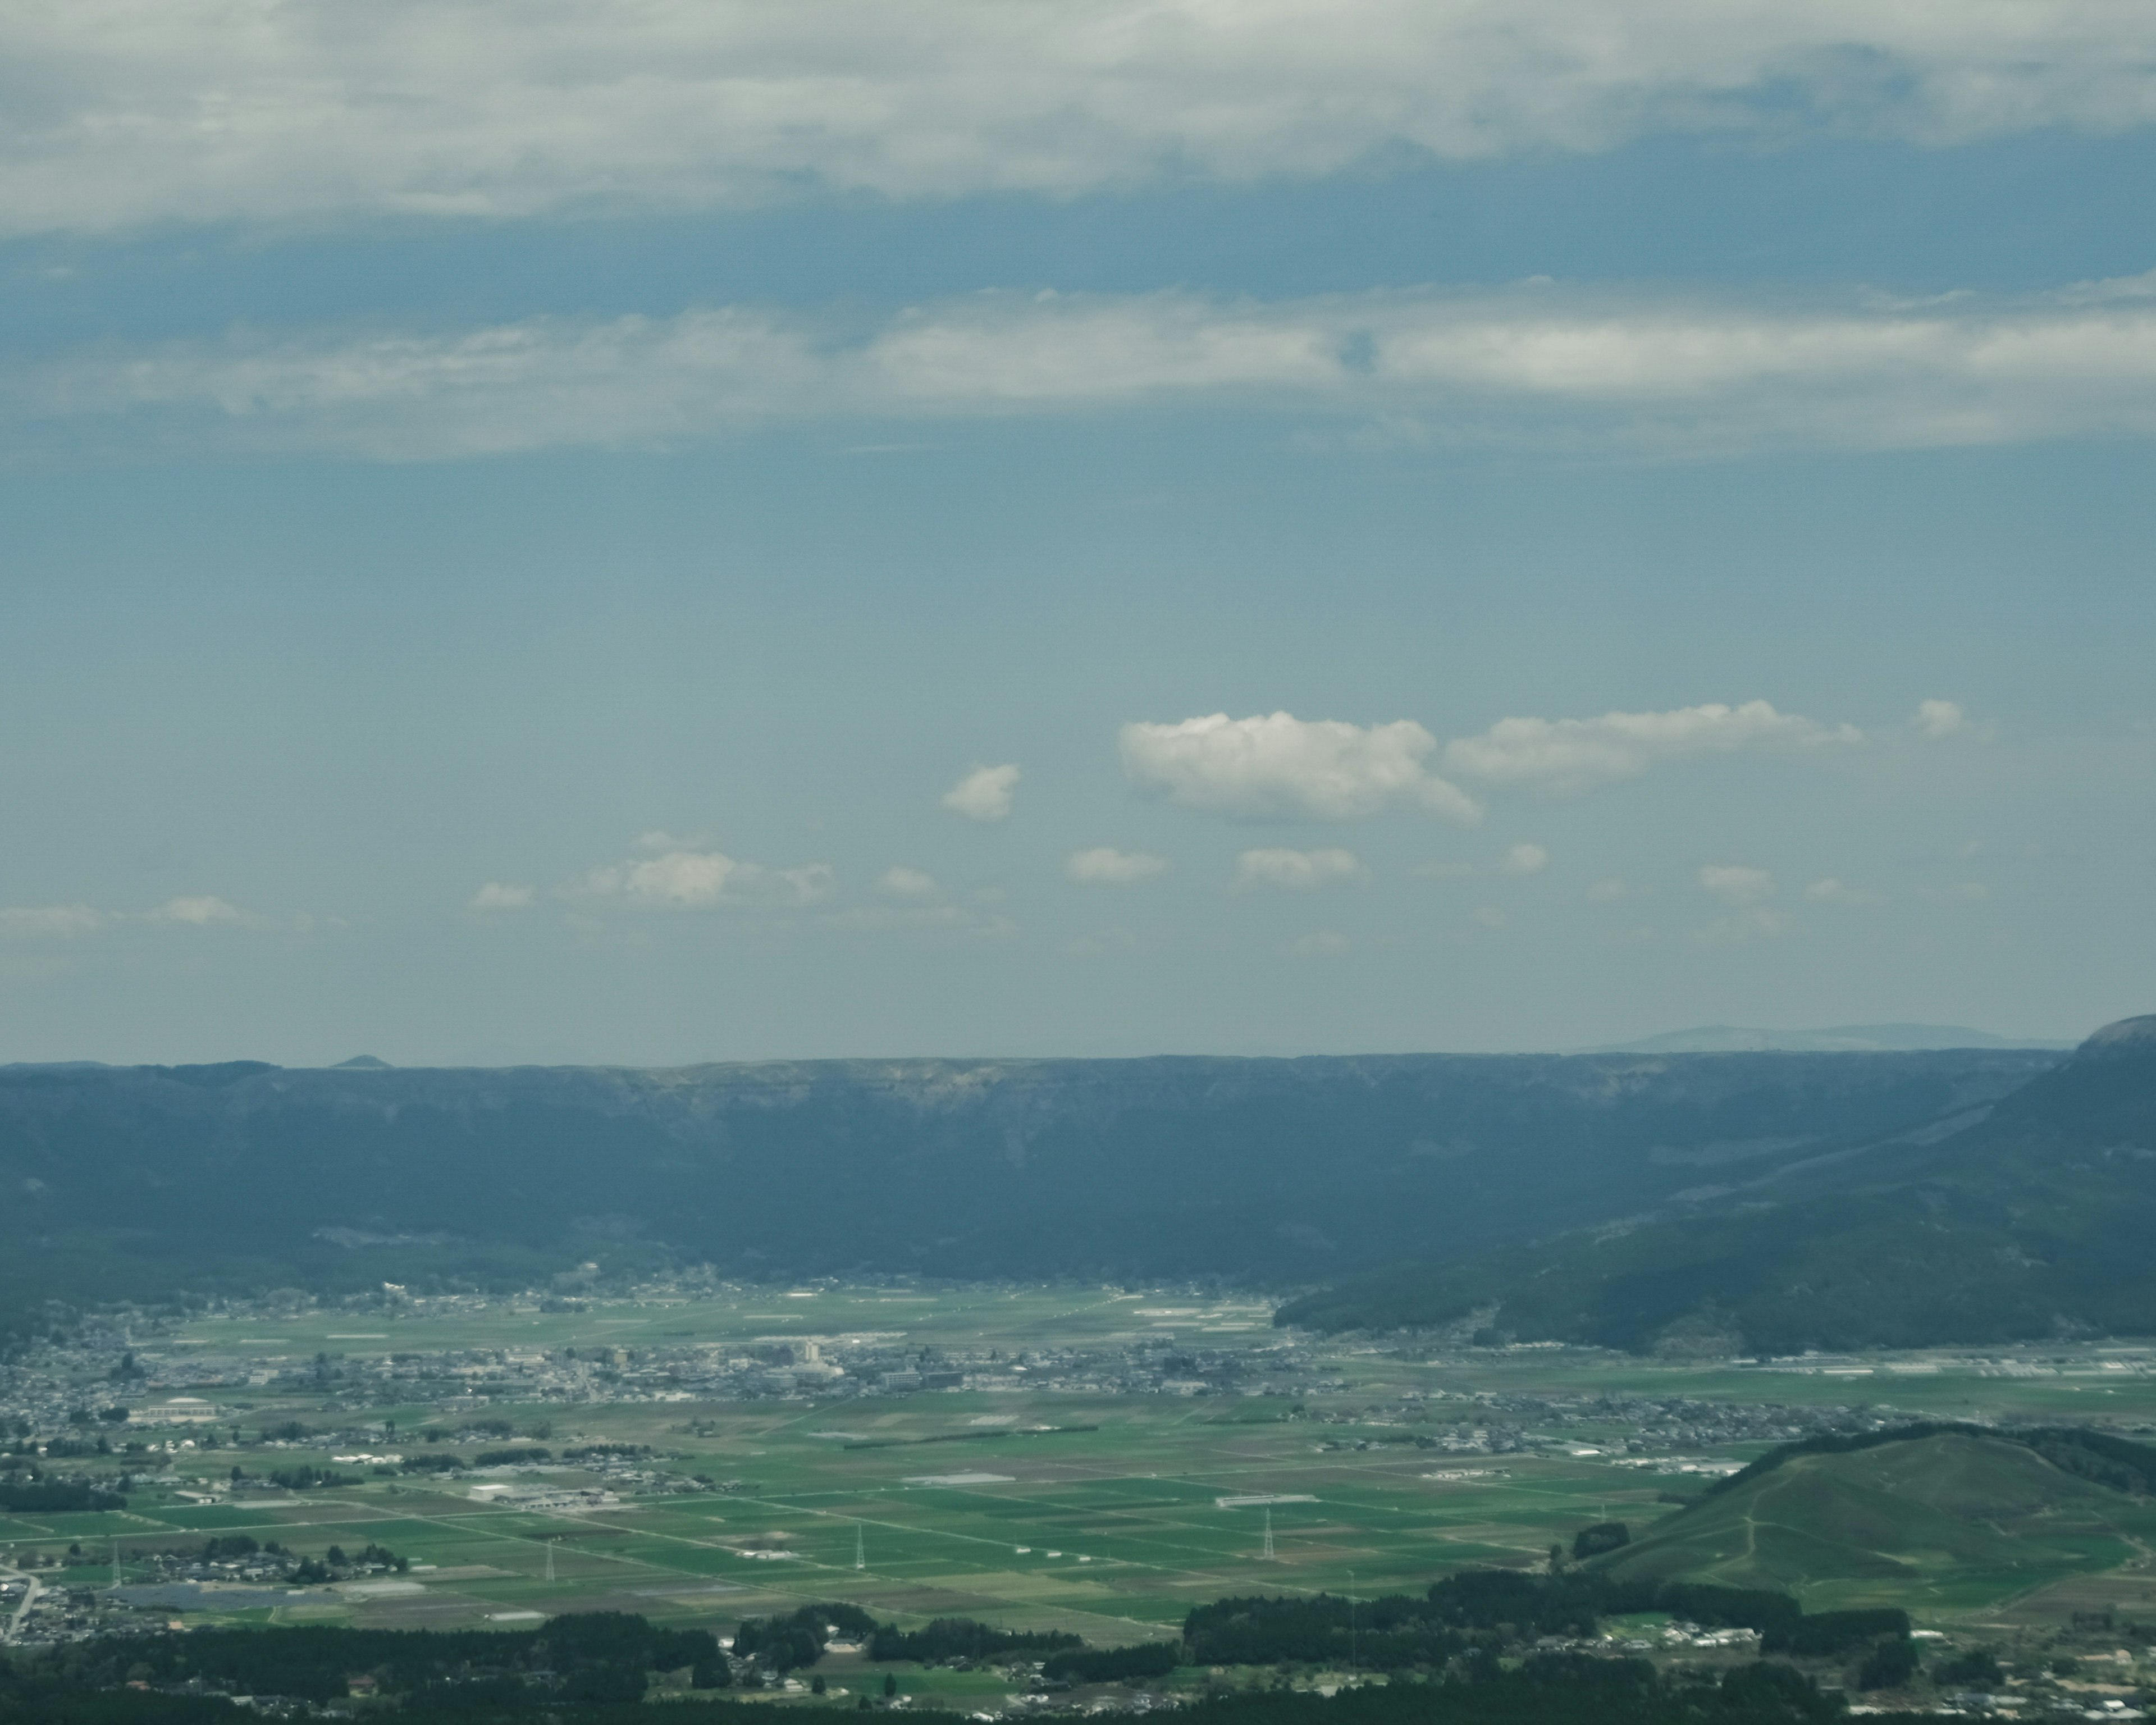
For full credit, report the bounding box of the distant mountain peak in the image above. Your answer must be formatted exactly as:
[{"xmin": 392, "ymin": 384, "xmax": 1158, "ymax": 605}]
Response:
[{"xmin": 332, "ymin": 1055, "xmax": 392, "ymax": 1069}]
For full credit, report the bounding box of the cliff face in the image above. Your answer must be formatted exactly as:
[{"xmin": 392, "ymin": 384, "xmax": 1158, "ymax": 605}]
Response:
[{"xmin": 0, "ymin": 1048, "xmax": 2057, "ymax": 1324}]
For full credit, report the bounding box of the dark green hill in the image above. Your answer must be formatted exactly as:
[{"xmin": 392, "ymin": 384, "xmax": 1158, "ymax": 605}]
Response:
[
  {"xmin": 1276, "ymin": 1015, "xmax": 2156, "ymax": 1352},
  {"xmin": 1594, "ymin": 1426, "xmax": 2156, "ymax": 1614},
  {"xmin": 0, "ymin": 1046, "xmax": 2053, "ymax": 1342}
]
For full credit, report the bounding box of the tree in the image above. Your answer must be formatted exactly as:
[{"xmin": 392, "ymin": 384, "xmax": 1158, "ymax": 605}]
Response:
[{"xmin": 883, "ymin": 1673, "xmax": 898, "ymax": 1697}]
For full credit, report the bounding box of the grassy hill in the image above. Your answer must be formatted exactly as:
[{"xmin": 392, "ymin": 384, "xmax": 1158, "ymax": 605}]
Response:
[
  {"xmin": 1597, "ymin": 1428, "xmax": 2156, "ymax": 1614},
  {"xmin": 1277, "ymin": 1014, "xmax": 2156, "ymax": 1352}
]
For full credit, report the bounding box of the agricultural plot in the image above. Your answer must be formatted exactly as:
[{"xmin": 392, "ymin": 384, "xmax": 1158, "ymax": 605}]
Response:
[
  {"xmin": 20, "ymin": 1285, "xmax": 2156, "ymax": 1648},
  {"xmin": 36, "ymin": 1402, "xmax": 1673, "ymax": 1642}
]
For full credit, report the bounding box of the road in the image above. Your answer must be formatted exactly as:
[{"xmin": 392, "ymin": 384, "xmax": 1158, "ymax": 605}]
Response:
[{"xmin": 0, "ymin": 1562, "xmax": 43, "ymax": 1644}]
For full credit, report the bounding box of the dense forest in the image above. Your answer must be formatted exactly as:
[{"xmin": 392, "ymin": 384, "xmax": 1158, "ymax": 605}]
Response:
[{"xmin": 1, "ymin": 1567, "xmax": 1933, "ymax": 1720}]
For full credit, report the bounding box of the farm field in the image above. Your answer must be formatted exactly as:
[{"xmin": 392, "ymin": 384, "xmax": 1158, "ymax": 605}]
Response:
[
  {"xmin": 6, "ymin": 1395, "xmax": 1679, "ymax": 1641},
  {"xmin": 15, "ymin": 1284, "xmax": 2156, "ymax": 1646}
]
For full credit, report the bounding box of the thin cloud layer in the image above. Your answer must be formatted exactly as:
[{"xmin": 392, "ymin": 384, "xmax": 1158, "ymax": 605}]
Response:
[
  {"xmin": 36, "ymin": 279, "xmax": 2156, "ymax": 462},
  {"xmin": 0, "ymin": 896, "xmax": 277, "ymax": 935},
  {"xmin": 1066, "ymin": 847, "xmax": 1170, "ymax": 885},
  {"xmin": 1232, "ymin": 847, "xmax": 1368, "ymax": 891},
  {"xmin": 1121, "ymin": 712, "xmax": 1482, "ymax": 822},
  {"xmin": 1445, "ymin": 700, "xmax": 1861, "ymax": 793},
  {"xmin": 9, "ymin": 1, "xmax": 2156, "ymax": 235}
]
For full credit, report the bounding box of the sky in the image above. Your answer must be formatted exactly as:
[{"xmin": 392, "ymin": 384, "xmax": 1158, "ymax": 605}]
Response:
[{"xmin": 2, "ymin": 0, "xmax": 2154, "ymax": 1065}]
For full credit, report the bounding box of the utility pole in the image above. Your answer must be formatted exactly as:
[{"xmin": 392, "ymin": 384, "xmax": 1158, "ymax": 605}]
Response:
[
  {"xmin": 855, "ymin": 1522, "xmax": 866, "ymax": 1572},
  {"xmin": 545, "ymin": 1539, "xmax": 555, "ymax": 1582},
  {"xmin": 1347, "ymin": 1569, "xmax": 1357, "ymax": 1674},
  {"xmin": 111, "ymin": 1540, "xmax": 120, "ymax": 1591},
  {"xmin": 1262, "ymin": 1507, "xmax": 1275, "ymax": 1561}
]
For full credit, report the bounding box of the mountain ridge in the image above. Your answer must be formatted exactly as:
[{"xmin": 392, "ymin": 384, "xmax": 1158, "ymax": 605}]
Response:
[
  {"xmin": 1277, "ymin": 1014, "xmax": 2156, "ymax": 1352},
  {"xmin": 0, "ymin": 1046, "xmax": 2057, "ymax": 1344}
]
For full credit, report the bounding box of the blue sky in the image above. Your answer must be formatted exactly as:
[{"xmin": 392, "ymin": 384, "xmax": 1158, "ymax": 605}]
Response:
[{"xmin": 2, "ymin": 1, "xmax": 2153, "ymax": 1064}]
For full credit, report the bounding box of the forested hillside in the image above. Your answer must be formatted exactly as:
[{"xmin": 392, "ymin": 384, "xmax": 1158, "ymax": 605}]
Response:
[
  {"xmin": 1278, "ymin": 1016, "xmax": 2156, "ymax": 1352},
  {"xmin": 0, "ymin": 1046, "xmax": 2052, "ymax": 1341}
]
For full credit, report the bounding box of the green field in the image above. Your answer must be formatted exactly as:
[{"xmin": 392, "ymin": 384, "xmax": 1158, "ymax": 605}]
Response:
[
  {"xmin": 17, "ymin": 1397, "xmax": 1678, "ymax": 1643},
  {"xmin": 19, "ymin": 1286, "xmax": 2156, "ymax": 1648}
]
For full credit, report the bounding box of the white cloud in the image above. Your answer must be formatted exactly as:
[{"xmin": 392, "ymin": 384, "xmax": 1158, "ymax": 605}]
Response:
[
  {"xmin": 0, "ymin": 904, "xmax": 104, "ymax": 938},
  {"xmin": 1285, "ymin": 929, "xmax": 1351, "ymax": 957},
  {"xmin": 1803, "ymin": 877, "xmax": 1883, "ymax": 906},
  {"xmin": 1585, "ymin": 877, "xmax": 1630, "ymax": 903},
  {"xmin": 1499, "ymin": 842, "xmax": 1549, "ymax": 876},
  {"xmin": 1445, "ymin": 700, "xmax": 1861, "ymax": 794},
  {"xmin": 1914, "ymin": 698, "xmax": 1967, "ymax": 740},
  {"xmin": 39, "ymin": 280, "xmax": 2156, "ymax": 461},
  {"xmin": 1698, "ymin": 864, "xmax": 1775, "ymax": 907},
  {"xmin": 10, "ymin": 2, "xmax": 2156, "ymax": 237},
  {"xmin": 469, "ymin": 882, "xmax": 536, "ymax": 911},
  {"xmin": 1066, "ymin": 847, "xmax": 1170, "ymax": 885},
  {"xmin": 878, "ymin": 865, "xmax": 940, "ymax": 899},
  {"xmin": 942, "ymin": 763, "xmax": 1020, "ymax": 823},
  {"xmin": 578, "ymin": 846, "xmax": 835, "ymax": 909},
  {"xmin": 1921, "ymin": 880, "xmax": 1991, "ymax": 902},
  {"xmin": 1912, "ymin": 697, "xmax": 1997, "ymax": 741},
  {"xmin": 1472, "ymin": 904, "xmax": 1509, "ymax": 929},
  {"xmin": 1121, "ymin": 712, "xmax": 1481, "ymax": 823},
  {"xmin": 1232, "ymin": 847, "xmax": 1367, "ymax": 892}
]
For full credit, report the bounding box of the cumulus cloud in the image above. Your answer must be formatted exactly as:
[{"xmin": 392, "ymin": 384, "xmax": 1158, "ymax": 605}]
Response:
[
  {"xmin": 1066, "ymin": 847, "xmax": 1170, "ymax": 885},
  {"xmin": 1472, "ymin": 904, "xmax": 1509, "ymax": 928},
  {"xmin": 1914, "ymin": 698, "xmax": 1967, "ymax": 739},
  {"xmin": 878, "ymin": 865, "xmax": 940, "ymax": 898},
  {"xmin": 1445, "ymin": 700, "xmax": 1861, "ymax": 794},
  {"xmin": 469, "ymin": 882, "xmax": 536, "ymax": 911},
  {"xmin": 1232, "ymin": 847, "xmax": 1367, "ymax": 891},
  {"xmin": 9, "ymin": 2, "xmax": 2156, "ymax": 237},
  {"xmin": 942, "ymin": 763, "xmax": 1020, "ymax": 823},
  {"xmin": 578, "ymin": 845, "xmax": 835, "ymax": 909},
  {"xmin": 1285, "ymin": 929, "xmax": 1351, "ymax": 957},
  {"xmin": 37, "ymin": 280, "xmax": 2156, "ymax": 461},
  {"xmin": 1803, "ymin": 877, "xmax": 1883, "ymax": 906},
  {"xmin": 1585, "ymin": 877, "xmax": 1631, "ymax": 903},
  {"xmin": 1499, "ymin": 842, "xmax": 1549, "ymax": 875},
  {"xmin": 1912, "ymin": 697, "xmax": 1997, "ymax": 741},
  {"xmin": 1121, "ymin": 712, "xmax": 1481, "ymax": 823}
]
